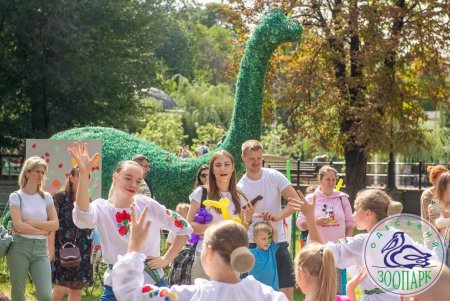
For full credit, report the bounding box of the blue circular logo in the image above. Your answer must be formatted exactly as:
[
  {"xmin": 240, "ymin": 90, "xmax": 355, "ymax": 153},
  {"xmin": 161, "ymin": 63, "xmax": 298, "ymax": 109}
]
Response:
[{"xmin": 363, "ymin": 214, "xmax": 446, "ymax": 297}]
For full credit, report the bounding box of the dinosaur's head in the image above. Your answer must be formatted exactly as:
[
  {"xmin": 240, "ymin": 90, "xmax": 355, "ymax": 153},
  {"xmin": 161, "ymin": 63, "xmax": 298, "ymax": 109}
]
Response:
[{"xmin": 250, "ymin": 9, "xmax": 303, "ymax": 51}]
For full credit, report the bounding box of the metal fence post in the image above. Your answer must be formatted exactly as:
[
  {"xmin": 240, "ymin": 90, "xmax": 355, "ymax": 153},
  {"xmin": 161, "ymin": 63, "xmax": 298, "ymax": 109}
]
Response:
[{"xmin": 418, "ymin": 161, "xmax": 423, "ymax": 190}]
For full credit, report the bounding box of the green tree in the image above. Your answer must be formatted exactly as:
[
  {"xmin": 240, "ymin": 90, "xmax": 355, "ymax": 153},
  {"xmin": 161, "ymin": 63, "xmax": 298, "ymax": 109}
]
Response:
[
  {"xmin": 135, "ymin": 113, "xmax": 186, "ymax": 153},
  {"xmin": 170, "ymin": 76, "xmax": 234, "ymax": 142},
  {"xmin": 228, "ymin": 0, "xmax": 450, "ymax": 200},
  {"xmin": 191, "ymin": 123, "xmax": 226, "ymax": 152},
  {"xmin": 0, "ymin": 0, "xmax": 167, "ymax": 147},
  {"xmin": 155, "ymin": 2, "xmax": 235, "ymax": 84}
]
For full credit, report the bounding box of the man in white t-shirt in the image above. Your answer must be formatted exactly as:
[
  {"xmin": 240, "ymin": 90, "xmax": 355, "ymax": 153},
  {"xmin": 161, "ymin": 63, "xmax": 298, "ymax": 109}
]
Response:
[{"xmin": 237, "ymin": 140, "xmax": 301, "ymax": 301}]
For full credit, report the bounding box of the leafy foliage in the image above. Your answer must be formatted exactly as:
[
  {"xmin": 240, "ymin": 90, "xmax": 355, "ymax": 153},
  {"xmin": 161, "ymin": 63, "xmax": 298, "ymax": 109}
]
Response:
[
  {"xmin": 228, "ymin": 0, "xmax": 450, "ymax": 199},
  {"xmin": 191, "ymin": 123, "xmax": 226, "ymax": 153},
  {"xmin": 169, "ymin": 75, "xmax": 234, "ymax": 143},
  {"xmin": 51, "ymin": 10, "xmax": 303, "ymax": 207},
  {"xmin": 135, "ymin": 113, "xmax": 186, "ymax": 153},
  {"xmin": 0, "ymin": 0, "xmax": 167, "ymax": 146}
]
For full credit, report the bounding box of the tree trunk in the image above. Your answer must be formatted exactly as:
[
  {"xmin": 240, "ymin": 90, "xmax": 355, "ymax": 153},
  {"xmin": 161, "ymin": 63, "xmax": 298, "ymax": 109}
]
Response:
[{"xmin": 344, "ymin": 144, "xmax": 367, "ymax": 204}]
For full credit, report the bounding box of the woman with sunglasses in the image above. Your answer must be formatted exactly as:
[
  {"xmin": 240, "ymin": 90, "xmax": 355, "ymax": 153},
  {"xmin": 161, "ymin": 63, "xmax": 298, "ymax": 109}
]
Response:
[{"xmin": 194, "ymin": 165, "xmax": 209, "ymax": 188}]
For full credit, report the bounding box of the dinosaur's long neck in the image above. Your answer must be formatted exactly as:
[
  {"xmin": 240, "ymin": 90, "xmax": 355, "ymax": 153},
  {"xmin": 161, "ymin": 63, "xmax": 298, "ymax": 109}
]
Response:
[
  {"xmin": 223, "ymin": 37, "xmax": 278, "ymax": 157},
  {"xmin": 221, "ymin": 11, "xmax": 302, "ymax": 160}
]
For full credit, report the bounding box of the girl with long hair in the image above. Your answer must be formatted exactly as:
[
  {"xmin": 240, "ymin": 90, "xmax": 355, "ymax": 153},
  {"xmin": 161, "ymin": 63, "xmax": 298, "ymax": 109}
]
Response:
[
  {"xmin": 186, "ymin": 150, "xmax": 257, "ymax": 282},
  {"xmin": 49, "ymin": 167, "xmax": 93, "ymax": 301},
  {"xmin": 68, "ymin": 142, "xmax": 192, "ymax": 301}
]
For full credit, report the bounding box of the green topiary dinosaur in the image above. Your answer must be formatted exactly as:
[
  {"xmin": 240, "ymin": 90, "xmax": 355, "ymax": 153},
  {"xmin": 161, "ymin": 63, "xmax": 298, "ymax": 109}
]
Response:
[{"xmin": 51, "ymin": 10, "xmax": 303, "ymax": 208}]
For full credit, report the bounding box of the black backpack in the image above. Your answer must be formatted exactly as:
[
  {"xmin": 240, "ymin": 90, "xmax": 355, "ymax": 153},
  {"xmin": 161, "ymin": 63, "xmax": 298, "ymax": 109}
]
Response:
[{"xmin": 168, "ymin": 187, "xmax": 207, "ymax": 285}]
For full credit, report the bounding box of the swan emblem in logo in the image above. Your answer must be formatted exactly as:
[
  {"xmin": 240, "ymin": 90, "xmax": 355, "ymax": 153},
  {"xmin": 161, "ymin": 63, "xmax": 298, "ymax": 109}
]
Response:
[
  {"xmin": 363, "ymin": 214, "xmax": 446, "ymax": 297},
  {"xmin": 382, "ymin": 231, "xmax": 432, "ymax": 269}
]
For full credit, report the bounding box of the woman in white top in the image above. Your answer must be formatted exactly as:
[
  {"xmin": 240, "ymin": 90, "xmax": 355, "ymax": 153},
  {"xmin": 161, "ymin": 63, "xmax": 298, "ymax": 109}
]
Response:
[
  {"xmin": 186, "ymin": 150, "xmax": 257, "ymax": 282},
  {"xmin": 68, "ymin": 142, "xmax": 192, "ymax": 301},
  {"xmin": 112, "ymin": 209, "xmax": 287, "ymax": 301},
  {"xmin": 7, "ymin": 156, "xmax": 59, "ymax": 301}
]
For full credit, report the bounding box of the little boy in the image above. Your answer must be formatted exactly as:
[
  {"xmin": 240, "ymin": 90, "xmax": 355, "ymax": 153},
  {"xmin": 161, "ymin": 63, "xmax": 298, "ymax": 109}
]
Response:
[{"xmin": 248, "ymin": 219, "xmax": 279, "ymax": 290}]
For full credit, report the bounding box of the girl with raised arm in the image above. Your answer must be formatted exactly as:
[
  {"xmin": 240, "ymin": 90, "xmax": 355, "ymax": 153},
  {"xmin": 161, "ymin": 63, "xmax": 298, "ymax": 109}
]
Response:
[
  {"xmin": 68, "ymin": 142, "xmax": 192, "ymax": 301},
  {"xmin": 292, "ymin": 189, "xmax": 404, "ymax": 301}
]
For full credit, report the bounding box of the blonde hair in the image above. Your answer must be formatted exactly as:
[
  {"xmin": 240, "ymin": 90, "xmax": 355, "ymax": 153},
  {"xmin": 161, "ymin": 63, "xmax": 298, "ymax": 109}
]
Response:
[
  {"xmin": 175, "ymin": 203, "xmax": 190, "ymax": 214},
  {"xmin": 241, "ymin": 139, "xmax": 263, "ymax": 156},
  {"xmin": 436, "ymin": 171, "xmax": 450, "ymax": 205},
  {"xmin": 207, "ymin": 151, "xmax": 241, "ymax": 215},
  {"xmin": 203, "ymin": 220, "xmax": 255, "ymax": 273},
  {"xmin": 295, "ymin": 243, "xmax": 336, "ymax": 301},
  {"xmin": 253, "ymin": 221, "xmax": 272, "ymax": 237},
  {"xmin": 427, "ymin": 165, "xmax": 448, "ymax": 186},
  {"xmin": 355, "ymin": 189, "xmax": 402, "ymax": 221},
  {"xmin": 318, "ymin": 165, "xmax": 337, "ymax": 180},
  {"xmin": 108, "ymin": 160, "xmax": 143, "ymax": 198},
  {"xmin": 18, "ymin": 156, "xmax": 48, "ymax": 198}
]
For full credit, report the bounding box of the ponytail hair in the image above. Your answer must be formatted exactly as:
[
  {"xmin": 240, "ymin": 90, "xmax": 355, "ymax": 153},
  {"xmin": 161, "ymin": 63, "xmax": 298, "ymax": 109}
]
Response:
[
  {"xmin": 295, "ymin": 243, "xmax": 336, "ymax": 301},
  {"xmin": 63, "ymin": 166, "xmax": 80, "ymax": 196},
  {"xmin": 203, "ymin": 220, "xmax": 255, "ymax": 273},
  {"xmin": 355, "ymin": 189, "xmax": 403, "ymax": 222}
]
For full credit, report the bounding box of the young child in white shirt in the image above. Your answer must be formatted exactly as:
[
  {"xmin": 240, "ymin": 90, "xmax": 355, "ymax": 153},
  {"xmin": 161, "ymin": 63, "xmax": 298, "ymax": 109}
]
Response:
[{"xmin": 111, "ymin": 208, "xmax": 288, "ymax": 301}]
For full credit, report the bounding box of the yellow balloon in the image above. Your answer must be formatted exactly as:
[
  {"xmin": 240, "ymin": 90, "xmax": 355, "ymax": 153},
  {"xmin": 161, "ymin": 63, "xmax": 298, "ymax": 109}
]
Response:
[
  {"xmin": 336, "ymin": 178, "xmax": 344, "ymax": 191},
  {"xmin": 203, "ymin": 198, "xmax": 242, "ymax": 224}
]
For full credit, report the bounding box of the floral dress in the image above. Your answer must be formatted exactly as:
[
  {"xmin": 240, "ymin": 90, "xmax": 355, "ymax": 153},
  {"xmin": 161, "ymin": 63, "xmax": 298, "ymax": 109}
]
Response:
[{"xmin": 52, "ymin": 190, "xmax": 93, "ymax": 289}]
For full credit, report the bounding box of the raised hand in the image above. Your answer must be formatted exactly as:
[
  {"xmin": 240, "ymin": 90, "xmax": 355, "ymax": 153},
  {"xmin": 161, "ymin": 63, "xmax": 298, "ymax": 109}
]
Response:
[
  {"xmin": 287, "ymin": 190, "xmax": 313, "ymax": 213},
  {"xmin": 241, "ymin": 197, "xmax": 260, "ymax": 224},
  {"xmin": 128, "ymin": 205, "xmax": 152, "ymax": 253},
  {"xmin": 67, "ymin": 141, "xmax": 99, "ymax": 173}
]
